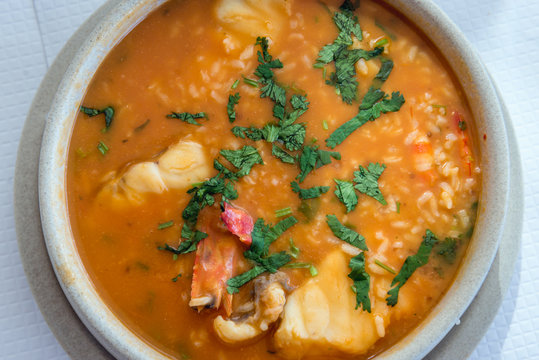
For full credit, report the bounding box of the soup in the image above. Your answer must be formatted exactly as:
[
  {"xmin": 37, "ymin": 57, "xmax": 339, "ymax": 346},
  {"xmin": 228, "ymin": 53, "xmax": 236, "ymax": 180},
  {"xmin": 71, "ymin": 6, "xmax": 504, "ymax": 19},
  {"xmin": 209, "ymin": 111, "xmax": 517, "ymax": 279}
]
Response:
[{"xmin": 67, "ymin": 0, "xmax": 481, "ymax": 358}]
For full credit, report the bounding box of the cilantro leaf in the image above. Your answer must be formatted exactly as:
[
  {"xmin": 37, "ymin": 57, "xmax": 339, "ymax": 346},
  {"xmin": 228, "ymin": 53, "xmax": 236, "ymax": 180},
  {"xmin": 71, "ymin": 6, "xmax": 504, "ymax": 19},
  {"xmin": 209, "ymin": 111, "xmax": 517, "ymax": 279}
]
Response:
[
  {"xmin": 326, "ymin": 214, "xmax": 367, "ymax": 250},
  {"xmin": 334, "ymin": 179, "xmax": 358, "ymax": 213},
  {"xmin": 272, "ymin": 144, "xmax": 296, "ymax": 164},
  {"xmin": 159, "ymin": 225, "xmax": 208, "ymax": 255},
  {"xmin": 226, "ymin": 265, "xmax": 266, "ymax": 294},
  {"xmin": 374, "ymin": 57, "xmax": 394, "ymax": 85},
  {"xmin": 231, "ymin": 126, "xmax": 264, "ymax": 141},
  {"xmin": 255, "ymin": 59, "xmax": 284, "ymax": 80},
  {"xmin": 353, "ymin": 163, "xmax": 387, "ymax": 205},
  {"xmin": 227, "ymin": 216, "xmax": 297, "ymax": 294},
  {"xmin": 80, "ymin": 105, "xmax": 115, "ymax": 128},
  {"xmin": 437, "ymin": 237, "xmax": 458, "ymax": 264},
  {"xmin": 297, "ymin": 146, "xmax": 340, "ymax": 183},
  {"xmin": 227, "ymin": 92, "xmax": 241, "ymax": 123},
  {"xmin": 182, "ymin": 174, "xmax": 237, "ymax": 227},
  {"xmin": 290, "ymin": 94, "xmax": 309, "ymax": 111},
  {"xmin": 325, "ymin": 90, "xmax": 405, "ymax": 148},
  {"xmin": 291, "ymin": 181, "xmax": 330, "ymax": 199},
  {"xmin": 260, "ymin": 79, "xmax": 287, "ymax": 107},
  {"xmin": 167, "ymin": 111, "xmax": 207, "ymax": 125},
  {"xmin": 278, "ymin": 123, "xmax": 306, "ymax": 151},
  {"xmin": 387, "ymin": 229, "xmax": 438, "ymax": 306},
  {"xmin": 348, "ymin": 252, "xmax": 371, "ymax": 312},
  {"xmin": 219, "ymin": 146, "xmax": 263, "ymax": 178}
]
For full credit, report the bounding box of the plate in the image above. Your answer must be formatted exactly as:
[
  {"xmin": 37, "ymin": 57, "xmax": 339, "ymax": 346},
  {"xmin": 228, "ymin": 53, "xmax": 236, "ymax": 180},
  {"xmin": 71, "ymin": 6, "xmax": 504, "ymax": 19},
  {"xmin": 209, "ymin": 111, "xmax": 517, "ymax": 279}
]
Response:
[{"xmin": 14, "ymin": 1, "xmax": 523, "ymax": 358}]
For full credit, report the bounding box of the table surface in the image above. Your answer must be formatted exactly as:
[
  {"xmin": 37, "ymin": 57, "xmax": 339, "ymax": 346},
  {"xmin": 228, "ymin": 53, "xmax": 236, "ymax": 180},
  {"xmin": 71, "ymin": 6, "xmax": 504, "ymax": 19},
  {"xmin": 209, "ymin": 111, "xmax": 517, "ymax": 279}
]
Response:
[{"xmin": 1, "ymin": 1, "xmax": 538, "ymax": 359}]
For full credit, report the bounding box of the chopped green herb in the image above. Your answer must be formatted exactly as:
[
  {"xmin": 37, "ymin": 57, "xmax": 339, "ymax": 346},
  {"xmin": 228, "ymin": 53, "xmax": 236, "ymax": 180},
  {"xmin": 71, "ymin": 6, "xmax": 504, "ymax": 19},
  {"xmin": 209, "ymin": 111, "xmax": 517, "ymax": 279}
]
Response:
[
  {"xmin": 322, "ymin": 119, "xmax": 329, "ymax": 130},
  {"xmin": 158, "ymin": 220, "xmax": 174, "ymax": 230},
  {"xmin": 275, "ymin": 207, "xmax": 293, "ymax": 218},
  {"xmin": 242, "ymin": 75, "xmax": 259, "ymax": 87},
  {"xmin": 167, "ymin": 111, "xmax": 207, "ymax": 126},
  {"xmin": 97, "ymin": 141, "xmax": 109, "ymax": 155},
  {"xmin": 374, "ymin": 259, "xmax": 396, "ymax": 274},
  {"xmin": 326, "ymin": 90, "xmax": 404, "ymax": 148},
  {"xmin": 348, "ymin": 252, "xmax": 371, "ymax": 312},
  {"xmin": 291, "ymin": 181, "xmax": 330, "ymax": 200},
  {"xmin": 458, "ymin": 120, "xmax": 467, "ymax": 131},
  {"xmin": 227, "ymin": 92, "xmax": 241, "ymax": 123},
  {"xmin": 227, "ymin": 216, "xmax": 298, "ymax": 293},
  {"xmin": 326, "ymin": 214, "xmax": 368, "ymax": 250},
  {"xmin": 182, "ymin": 174, "xmax": 238, "ymax": 228},
  {"xmin": 171, "ymin": 273, "xmax": 182, "ymax": 282},
  {"xmin": 283, "ymin": 262, "xmax": 318, "ymax": 277},
  {"xmin": 437, "ymin": 237, "xmax": 458, "ymax": 264},
  {"xmin": 373, "ymin": 58, "xmax": 394, "ymax": 87},
  {"xmin": 353, "ymin": 162, "xmax": 387, "ymax": 205},
  {"xmin": 297, "ymin": 145, "xmax": 340, "ymax": 182},
  {"xmin": 231, "ymin": 79, "xmax": 240, "ymax": 89},
  {"xmin": 272, "ymin": 144, "xmax": 296, "ymax": 164},
  {"xmin": 159, "ymin": 225, "xmax": 208, "ymax": 255},
  {"xmin": 289, "ymin": 238, "xmax": 300, "ymax": 258},
  {"xmin": 298, "ymin": 198, "xmax": 320, "ymax": 221},
  {"xmin": 387, "ymin": 229, "xmax": 438, "ymax": 306},
  {"xmin": 80, "ymin": 105, "xmax": 115, "ymax": 129},
  {"xmin": 375, "ymin": 38, "xmax": 389, "ymax": 47},
  {"xmin": 219, "ymin": 145, "xmax": 263, "ymax": 178},
  {"xmin": 432, "ymin": 104, "xmax": 447, "ymax": 115},
  {"xmin": 334, "ymin": 179, "xmax": 358, "ymax": 213},
  {"xmin": 396, "ymin": 201, "xmax": 401, "ymax": 213}
]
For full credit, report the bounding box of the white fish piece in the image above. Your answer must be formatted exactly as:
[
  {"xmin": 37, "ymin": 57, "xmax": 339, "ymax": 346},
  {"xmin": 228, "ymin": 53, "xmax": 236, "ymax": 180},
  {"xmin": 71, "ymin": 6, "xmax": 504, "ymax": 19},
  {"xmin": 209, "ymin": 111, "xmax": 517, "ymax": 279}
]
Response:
[
  {"xmin": 100, "ymin": 140, "xmax": 210, "ymax": 204},
  {"xmin": 274, "ymin": 250, "xmax": 390, "ymax": 359}
]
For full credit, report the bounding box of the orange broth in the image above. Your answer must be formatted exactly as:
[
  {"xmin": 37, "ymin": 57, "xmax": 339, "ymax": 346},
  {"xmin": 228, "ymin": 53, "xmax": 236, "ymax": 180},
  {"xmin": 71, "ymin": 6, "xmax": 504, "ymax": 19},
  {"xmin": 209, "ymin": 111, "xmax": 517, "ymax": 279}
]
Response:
[{"xmin": 67, "ymin": 0, "xmax": 481, "ymax": 358}]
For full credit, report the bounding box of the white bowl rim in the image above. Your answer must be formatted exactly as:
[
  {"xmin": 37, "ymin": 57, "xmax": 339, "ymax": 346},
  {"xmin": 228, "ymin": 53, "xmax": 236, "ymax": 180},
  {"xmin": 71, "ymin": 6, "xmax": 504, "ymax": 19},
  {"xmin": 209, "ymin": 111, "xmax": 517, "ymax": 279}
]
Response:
[{"xmin": 37, "ymin": 0, "xmax": 511, "ymax": 359}]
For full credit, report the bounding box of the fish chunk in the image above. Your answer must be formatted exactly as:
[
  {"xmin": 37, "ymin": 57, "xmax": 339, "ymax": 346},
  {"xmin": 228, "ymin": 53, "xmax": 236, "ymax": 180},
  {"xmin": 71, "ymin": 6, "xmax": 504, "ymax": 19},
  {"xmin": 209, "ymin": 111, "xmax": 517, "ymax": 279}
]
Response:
[
  {"xmin": 274, "ymin": 250, "xmax": 390, "ymax": 359},
  {"xmin": 215, "ymin": 0, "xmax": 292, "ymax": 42},
  {"xmin": 100, "ymin": 140, "xmax": 210, "ymax": 204}
]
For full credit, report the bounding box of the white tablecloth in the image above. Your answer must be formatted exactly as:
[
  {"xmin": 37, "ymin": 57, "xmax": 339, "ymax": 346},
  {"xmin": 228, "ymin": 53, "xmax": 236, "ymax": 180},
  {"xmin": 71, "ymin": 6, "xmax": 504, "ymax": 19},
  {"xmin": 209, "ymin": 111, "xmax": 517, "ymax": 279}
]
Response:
[{"xmin": 1, "ymin": 1, "xmax": 538, "ymax": 358}]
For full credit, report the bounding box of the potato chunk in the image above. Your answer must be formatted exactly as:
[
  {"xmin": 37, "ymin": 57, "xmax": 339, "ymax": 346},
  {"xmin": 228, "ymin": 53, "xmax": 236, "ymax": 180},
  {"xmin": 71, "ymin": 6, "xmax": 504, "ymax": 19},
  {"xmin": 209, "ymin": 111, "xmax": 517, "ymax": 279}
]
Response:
[{"xmin": 274, "ymin": 250, "xmax": 390, "ymax": 359}]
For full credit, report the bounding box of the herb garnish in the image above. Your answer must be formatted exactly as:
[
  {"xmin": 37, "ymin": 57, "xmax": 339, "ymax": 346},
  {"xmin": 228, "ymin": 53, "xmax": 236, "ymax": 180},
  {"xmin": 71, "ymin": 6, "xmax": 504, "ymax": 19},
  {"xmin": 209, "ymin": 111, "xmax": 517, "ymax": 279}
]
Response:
[
  {"xmin": 284, "ymin": 262, "xmax": 318, "ymax": 277},
  {"xmin": 160, "ymin": 225, "xmax": 208, "ymax": 255},
  {"xmin": 334, "ymin": 179, "xmax": 358, "ymax": 213},
  {"xmin": 167, "ymin": 112, "xmax": 207, "ymax": 125},
  {"xmin": 326, "ymin": 88, "xmax": 404, "ymax": 148},
  {"xmin": 349, "ymin": 252, "xmax": 371, "ymax": 312},
  {"xmin": 437, "ymin": 237, "xmax": 457, "ymax": 264},
  {"xmin": 216, "ymin": 146, "xmax": 263, "ymax": 179},
  {"xmin": 227, "ymin": 93, "xmax": 241, "ymax": 123},
  {"xmin": 80, "ymin": 105, "xmax": 115, "ymax": 129},
  {"xmin": 275, "ymin": 207, "xmax": 293, "ymax": 218},
  {"xmin": 158, "ymin": 220, "xmax": 174, "ymax": 230},
  {"xmin": 97, "ymin": 141, "xmax": 109, "ymax": 155},
  {"xmin": 387, "ymin": 229, "xmax": 438, "ymax": 306},
  {"xmin": 289, "ymin": 238, "xmax": 300, "ymax": 258},
  {"xmin": 227, "ymin": 216, "xmax": 298, "ymax": 293},
  {"xmin": 297, "ymin": 146, "xmax": 340, "ymax": 182},
  {"xmin": 291, "ymin": 181, "xmax": 330, "ymax": 199},
  {"xmin": 374, "ymin": 259, "xmax": 396, "ymax": 274},
  {"xmin": 353, "ymin": 162, "xmax": 387, "ymax": 204},
  {"xmin": 326, "ymin": 214, "xmax": 368, "ymax": 250}
]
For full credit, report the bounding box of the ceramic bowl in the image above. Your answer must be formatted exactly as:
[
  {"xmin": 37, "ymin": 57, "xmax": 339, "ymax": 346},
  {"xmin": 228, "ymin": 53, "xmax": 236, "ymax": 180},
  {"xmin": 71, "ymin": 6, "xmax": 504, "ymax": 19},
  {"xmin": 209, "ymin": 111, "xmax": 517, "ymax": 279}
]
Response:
[{"xmin": 38, "ymin": 0, "xmax": 513, "ymax": 359}]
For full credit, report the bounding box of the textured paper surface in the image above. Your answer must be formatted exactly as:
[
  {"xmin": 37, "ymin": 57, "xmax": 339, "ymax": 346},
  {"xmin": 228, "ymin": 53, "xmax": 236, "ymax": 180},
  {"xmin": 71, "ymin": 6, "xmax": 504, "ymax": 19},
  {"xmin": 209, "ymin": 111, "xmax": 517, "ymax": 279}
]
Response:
[{"xmin": 1, "ymin": 0, "xmax": 538, "ymax": 359}]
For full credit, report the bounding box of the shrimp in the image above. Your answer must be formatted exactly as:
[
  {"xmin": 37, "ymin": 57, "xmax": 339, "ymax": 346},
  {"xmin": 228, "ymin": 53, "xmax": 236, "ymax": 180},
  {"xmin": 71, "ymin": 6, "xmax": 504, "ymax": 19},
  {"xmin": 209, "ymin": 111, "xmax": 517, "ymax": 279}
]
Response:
[
  {"xmin": 412, "ymin": 136, "xmax": 437, "ymax": 185},
  {"xmin": 189, "ymin": 235, "xmax": 240, "ymax": 317},
  {"xmin": 220, "ymin": 202, "xmax": 254, "ymax": 246},
  {"xmin": 452, "ymin": 111, "xmax": 474, "ymax": 176}
]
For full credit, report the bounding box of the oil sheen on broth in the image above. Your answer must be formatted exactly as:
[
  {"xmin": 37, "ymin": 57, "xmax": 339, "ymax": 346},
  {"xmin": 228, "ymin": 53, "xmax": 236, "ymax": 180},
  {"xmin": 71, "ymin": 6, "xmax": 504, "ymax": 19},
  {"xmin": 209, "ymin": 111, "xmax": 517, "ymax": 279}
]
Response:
[{"xmin": 67, "ymin": 0, "xmax": 481, "ymax": 358}]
